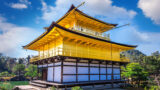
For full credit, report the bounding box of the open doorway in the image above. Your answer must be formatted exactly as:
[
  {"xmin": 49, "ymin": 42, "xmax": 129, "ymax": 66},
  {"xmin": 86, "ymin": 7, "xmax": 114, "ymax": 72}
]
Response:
[{"xmin": 42, "ymin": 68, "xmax": 47, "ymax": 81}]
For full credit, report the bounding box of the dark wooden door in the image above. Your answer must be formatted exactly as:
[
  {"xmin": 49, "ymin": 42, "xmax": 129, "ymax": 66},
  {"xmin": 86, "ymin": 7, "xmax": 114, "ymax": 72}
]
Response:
[{"xmin": 42, "ymin": 68, "xmax": 47, "ymax": 81}]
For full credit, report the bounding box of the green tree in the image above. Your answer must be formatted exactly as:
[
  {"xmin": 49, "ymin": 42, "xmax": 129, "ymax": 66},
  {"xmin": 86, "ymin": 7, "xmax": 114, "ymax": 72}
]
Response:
[
  {"xmin": 142, "ymin": 56, "xmax": 160, "ymax": 87},
  {"xmin": 0, "ymin": 54, "xmax": 8, "ymax": 72},
  {"xmin": 13, "ymin": 64, "xmax": 25, "ymax": 76},
  {"xmin": 121, "ymin": 63, "xmax": 148, "ymax": 87},
  {"xmin": 25, "ymin": 65, "xmax": 39, "ymax": 80},
  {"xmin": 26, "ymin": 55, "xmax": 31, "ymax": 66},
  {"xmin": 0, "ymin": 71, "xmax": 9, "ymax": 77}
]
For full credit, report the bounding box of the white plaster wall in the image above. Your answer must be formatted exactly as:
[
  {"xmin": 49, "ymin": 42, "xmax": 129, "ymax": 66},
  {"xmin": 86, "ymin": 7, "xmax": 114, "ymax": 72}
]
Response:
[
  {"xmin": 90, "ymin": 75, "xmax": 99, "ymax": 81},
  {"xmin": 43, "ymin": 64, "xmax": 47, "ymax": 67},
  {"xmin": 78, "ymin": 63, "xmax": 88, "ymax": 66},
  {"xmin": 48, "ymin": 63, "xmax": 53, "ymax": 66},
  {"xmin": 113, "ymin": 65, "xmax": 120, "ymax": 67},
  {"xmin": 90, "ymin": 67, "xmax": 99, "ymax": 74},
  {"xmin": 54, "ymin": 66, "xmax": 61, "ymax": 82},
  {"xmin": 78, "ymin": 75, "xmax": 89, "ymax": 81},
  {"xmin": 113, "ymin": 75, "xmax": 120, "ymax": 80},
  {"xmin": 55, "ymin": 62, "xmax": 61, "ymax": 65},
  {"xmin": 47, "ymin": 67, "xmax": 53, "ymax": 81},
  {"xmin": 78, "ymin": 67, "xmax": 88, "ymax": 74},
  {"xmin": 90, "ymin": 64, "xmax": 99, "ymax": 66},
  {"xmin": 107, "ymin": 65, "xmax": 112, "ymax": 67},
  {"xmin": 100, "ymin": 68, "xmax": 106, "ymax": 74},
  {"xmin": 100, "ymin": 64, "xmax": 106, "ymax": 67},
  {"xmin": 100, "ymin": 75, "xmax": 106, "ymax": 80},
  {"xmin": 107, "ymin": 68, "xmax": 112, "ymax": 74},
  {"xmin": 63, "ymin": 66, "xmax": 76, "ymax": 74},
  {"xmin": 113, "ymin": 68, "xmax": 120, "ymax": 74},
  {"xmin": 38, "ymin": 65, "xmax": 42, "ymax": 68},
  {"xmin": 107, "ymin": 75, "xmax": 112, "ymax": 80},
  {"xmin": 63, "ymin": 75, "xmax": 76, "ymax": 82},
  {"xmin": 63, "ymin": 62, "xmax": 76, "ymax": 65}
]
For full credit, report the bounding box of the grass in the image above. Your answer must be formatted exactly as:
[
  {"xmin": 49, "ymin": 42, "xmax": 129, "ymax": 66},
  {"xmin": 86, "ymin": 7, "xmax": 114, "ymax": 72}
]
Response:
[{"xmin": 0, "ymin": 81, "xmax": 29, "ymax": 90}]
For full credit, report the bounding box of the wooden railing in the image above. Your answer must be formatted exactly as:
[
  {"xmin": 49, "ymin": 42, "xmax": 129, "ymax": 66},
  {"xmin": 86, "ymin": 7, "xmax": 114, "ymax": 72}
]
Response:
[
  {"xmin": 70, "ymin": 29, "xmax": 110, "ymax": 40},
  {"xmin": 30, "ymin": 47, "xmax": 130, "ymax": 62}
]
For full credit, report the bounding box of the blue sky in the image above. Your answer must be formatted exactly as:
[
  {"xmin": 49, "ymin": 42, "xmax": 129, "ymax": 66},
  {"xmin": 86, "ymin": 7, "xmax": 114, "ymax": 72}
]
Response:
[{"xmin": 0, "ymin": 0, "xmax": 160, "ymax": 57}]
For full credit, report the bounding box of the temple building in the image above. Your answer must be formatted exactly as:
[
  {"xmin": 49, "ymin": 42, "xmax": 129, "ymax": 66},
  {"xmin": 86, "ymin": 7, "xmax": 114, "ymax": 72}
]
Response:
[{"xmin": 23, "ymin": 4, "xmax": 136, "ymax": 89}]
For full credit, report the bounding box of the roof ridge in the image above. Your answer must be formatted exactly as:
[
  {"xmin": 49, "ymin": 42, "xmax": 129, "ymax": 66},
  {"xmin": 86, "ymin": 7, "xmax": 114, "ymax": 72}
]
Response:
[{"xmin": 56, "ymin": 4, "xmax": 117, "ymax": 27}]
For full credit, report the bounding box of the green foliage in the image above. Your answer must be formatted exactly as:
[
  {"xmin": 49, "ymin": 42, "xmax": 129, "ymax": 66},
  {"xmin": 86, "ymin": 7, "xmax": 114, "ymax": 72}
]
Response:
[
  {"xmin": 145, "ymin": 85, "xmax": 160, "ymax": 90},
  {"xmin": 0, "ymin": 86, "xmax": 7, "ymax": 90},
  {"xmin": 25, "ymin": 65, "xmax": 39, "ymax": 79},
  {"xmin": 71, "ymin": 86, "xmax": 83, "ymax": 90},
  {"xmin": 0, "ymin": 81, "xmax": 29, "ymax": 90},
  {"xmin": 122, "ymin": 63, "xmax": 148, "ymax": 87},
  {"xmin": 142, "ymin": 56, "xmax": 160, "ymax": 74},
  {"xmin": 120, "ymin": 50, "xmax": 160, "ymax": 88},
  {"xmin": 149, "ymin": 85, "xmax": 160, "ymax": 90},
  {"xmin": 122, "ymin": 63, "xmax": 148, "ymax": 80},
  {"xmin": 13, "ymin": 64, "xmax": 25, "ymax": 75},
  {"xmin": 50, "ymin": 86, "xmax": 56, "ymax": 90},
  {"xmin": 0, "ymin": 71, "xmax": 10, "ymax": 77},
  {"xmin": 0, "ymin": 53, "xmax": 30, "ymax": 75}
]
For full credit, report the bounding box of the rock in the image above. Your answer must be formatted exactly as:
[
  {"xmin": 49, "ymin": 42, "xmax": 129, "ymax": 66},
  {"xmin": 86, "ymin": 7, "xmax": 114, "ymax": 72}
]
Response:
[
  {"xmin": 12, "ymin": 87, "xmax": 20, "ymax": 90},
  {"xmin": 13, "ymin": 85, "xmax": 47, "ymax": 90}
]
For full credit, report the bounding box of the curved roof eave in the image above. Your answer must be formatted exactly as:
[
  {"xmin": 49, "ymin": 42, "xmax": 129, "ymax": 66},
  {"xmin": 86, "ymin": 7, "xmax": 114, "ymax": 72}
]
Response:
[
  {"xmin": 53, "ymin": 22, "xmax": 137, "ymax": 48},
  {"xmin": 23, "ymin": 22, "xmax": 137, "ymax": 49},
  {"xmin": 56, "ymin": 4, "xmax": 118, "ymax": 27}
]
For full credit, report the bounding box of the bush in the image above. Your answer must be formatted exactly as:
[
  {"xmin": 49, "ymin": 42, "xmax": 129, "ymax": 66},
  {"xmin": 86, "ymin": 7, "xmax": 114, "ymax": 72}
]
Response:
[
  {"xmin": 145, "ymin": 85, "xmax": 160, "ymax": 90},
  {"xmin": 25, "ymin": 65, "xmax": 39, "ymax": 80},
  {"xmin": 0, "ymin": 71, "xmax": 10, "ymax": 77},
  {"xmin": 10, "ymin": 75, "xmax": 29, "ymax": 81},
  {"xmin": 50, "ymin": 86, "xmax": 56, "ymax": 90},
  {"xmin": 71, "ymin": 86, "xmax": 83, "ymax": 90},
  {"xmin": 0, "ymin": 86, "xmax": 7, "ymax": 90}
]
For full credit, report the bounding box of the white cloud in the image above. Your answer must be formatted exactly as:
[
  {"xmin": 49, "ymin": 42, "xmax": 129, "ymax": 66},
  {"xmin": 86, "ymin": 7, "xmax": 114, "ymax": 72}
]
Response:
[
  {"xmin": 19, "ymin": 0, "xmax": 31, "ymax": 5},
  {"xmin": 10, "ymin": 3, "xmax": 28, "ymax": 9},
  {"xmin": 0, "ymin": 16, "xmax": 40, "ymax": 57},
  {"xmin": 41, "ymin": 0, "xmax": 137, "ymax": 23},
  {"xmin": 138, "ymin": 0, "xmax": 160, "ymax": 25},
  {"xmin": 9, "ymin": 0, "xmax": 31, "ymax": 9},
  {"xmin": 109, "ymin": 26, "xmax": 160, "ymax": 55}
]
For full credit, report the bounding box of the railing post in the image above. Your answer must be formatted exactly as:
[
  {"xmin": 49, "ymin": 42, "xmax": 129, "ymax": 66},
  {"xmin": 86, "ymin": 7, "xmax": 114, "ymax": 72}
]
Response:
[
  {"xmin": 58, "ymin": 47, "xmax": 59, "ymax": 55},
  {"xmin": 70, "ymin": 48, "xmax": 71, "ymax": 56}
]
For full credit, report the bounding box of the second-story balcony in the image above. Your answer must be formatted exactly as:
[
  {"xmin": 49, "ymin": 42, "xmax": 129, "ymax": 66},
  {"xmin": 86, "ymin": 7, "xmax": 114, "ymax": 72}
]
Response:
[
  {"xmin": 30, "ymin": 47, "xmax": 130, "ymax": 63},
  {"xmin": 68, "ymin": 27, "xmax": 110, "ymax": 41}
]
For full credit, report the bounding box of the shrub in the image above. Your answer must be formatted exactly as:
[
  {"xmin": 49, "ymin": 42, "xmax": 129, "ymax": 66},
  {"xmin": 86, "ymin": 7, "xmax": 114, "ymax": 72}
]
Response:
[
  {"xmin": 0, "ymin": 86, "xmax": 7, "ymax": 90},
  {"xmin": 50, "ymin": 86, "xmax": 56, "ymax": 90},
  {"xmin": 25, "ymin": 65, "xmax": 39, "ymax": 80},
  {"xmin": 71, "ymin": 86, "xmax": 83, "ymax": 90},
  {"xmin": 0, "ymin": 71, "xmax": 10, "ymax": 77}
]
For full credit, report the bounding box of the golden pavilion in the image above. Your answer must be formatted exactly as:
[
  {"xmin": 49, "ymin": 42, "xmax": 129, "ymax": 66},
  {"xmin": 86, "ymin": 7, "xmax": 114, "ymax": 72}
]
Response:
[{"xmin": 23, "ymin": 4, "xmax": 136, "ymax": 88}]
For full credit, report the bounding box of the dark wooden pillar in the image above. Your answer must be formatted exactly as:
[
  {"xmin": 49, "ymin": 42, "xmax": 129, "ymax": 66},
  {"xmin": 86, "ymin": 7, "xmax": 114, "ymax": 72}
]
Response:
[
  {"xmin": 46, "ymin": 59, "xmax": 48, "ymax": 81},
  {"xmin": 99, "ymin": 61, "xmax": 101, "ymax": 80},
  {"xmin": 76, "ymin": 59, "xmax": 79, "ymax": 83},
  {"xmin": 106, "ymin": 61, "xmax": 108, "ymax": 80},
  {"xmin": 53, "ymin": 58, "xmax": 55, "ymax": 82},
  {"xmin": 111, "ymin": 62, "xmax": 114, "ymax": 88},
  {"xmin": 88, "ymin": 60, "xmax": 91, "ymax": 82},
  {"xmin": 119, "ymin": 62, "xmax": 121, "ymax": 81},
  {"xmin": 36, "ymin": 62, "xmax": 38, "ymax": 78},
  {"xmin": 61, "ymin": 58, "xmax": 64, "ymax": 83}
]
